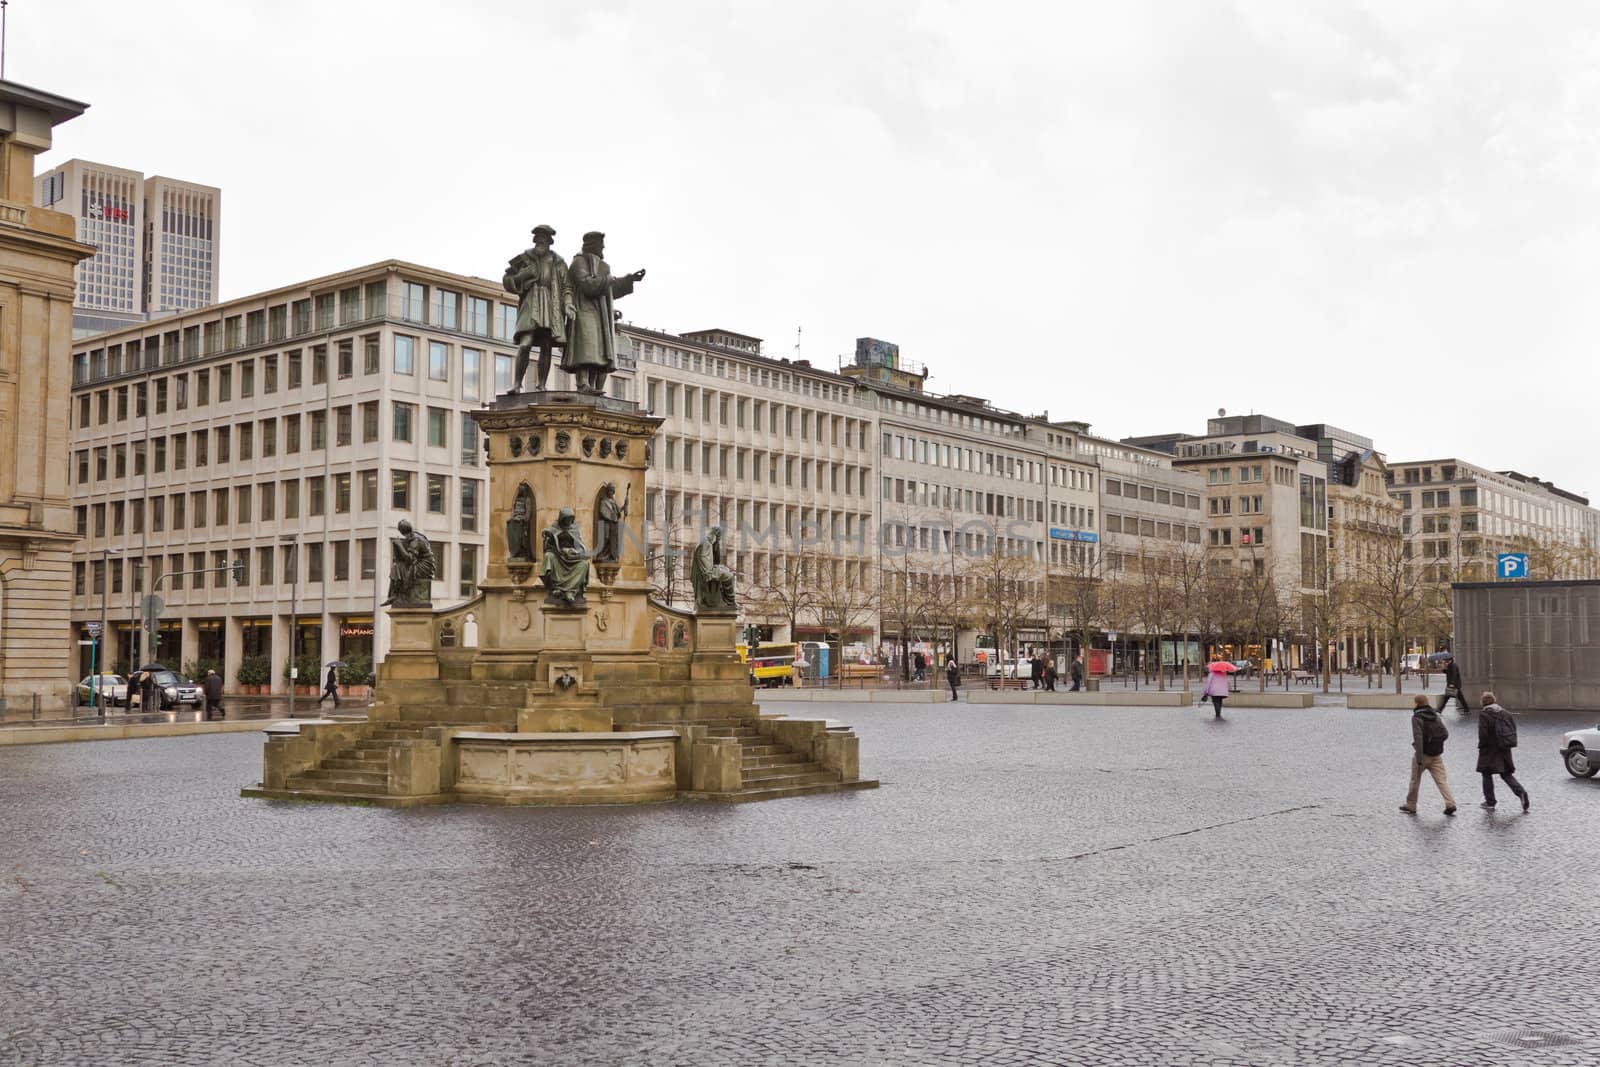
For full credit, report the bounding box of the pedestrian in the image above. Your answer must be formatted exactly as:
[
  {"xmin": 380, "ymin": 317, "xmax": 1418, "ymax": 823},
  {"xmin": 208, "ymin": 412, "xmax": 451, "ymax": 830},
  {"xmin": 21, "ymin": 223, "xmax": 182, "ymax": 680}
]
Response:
[
  {"xmin": 202, "ymin": 669, "xmax": 225, "ymax": 720},
  {"xmin": 912, "ymin": 650, "xmax": 926, "ymax": 682},
  {"xmin": 1476, "ymin": 691, "xmax": 1529, "ymax": 811},
  {"xmin": 317, "ymin": 663, "xmax": 342, "ymax": 709},
  {"xmin": 1436, "ymin": 655, "xmax": 1470, "ymax": 716},
  {"xmin": 139, "ymin": 670, "xmax": 159, "ymax": 713},
  {"xmin": 1042, "ymin": 657, "xmax": 1057, "ymax": 692},
  {"xmin": 1400, "ymin": 694, "xmax": 1457, "ymax": 815},
  {"xmin": 946, "ymin": 655, "xmax": 961, "ymax": 702},
  {"xmin": 1200, "ymin": 665, "xmax": 1230, "ymax": 719},
  {"xmin": 1069, "ymin": 655, "xmax": 1084, "ymax": 692}
]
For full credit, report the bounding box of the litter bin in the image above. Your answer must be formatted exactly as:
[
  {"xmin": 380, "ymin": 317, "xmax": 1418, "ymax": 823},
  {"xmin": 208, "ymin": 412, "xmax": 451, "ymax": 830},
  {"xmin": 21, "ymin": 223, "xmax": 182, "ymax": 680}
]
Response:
[{"xmin": 1085, "ymin": 679, "xmax": 1100, "ymax": 692}]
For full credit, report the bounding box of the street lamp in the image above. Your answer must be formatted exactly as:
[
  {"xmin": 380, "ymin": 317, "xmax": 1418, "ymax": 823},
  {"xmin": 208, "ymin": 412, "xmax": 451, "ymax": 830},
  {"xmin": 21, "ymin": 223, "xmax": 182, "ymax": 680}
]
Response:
[{"xmin": 95, "ymin": 546, "xmax": 121, "ymax": 718}]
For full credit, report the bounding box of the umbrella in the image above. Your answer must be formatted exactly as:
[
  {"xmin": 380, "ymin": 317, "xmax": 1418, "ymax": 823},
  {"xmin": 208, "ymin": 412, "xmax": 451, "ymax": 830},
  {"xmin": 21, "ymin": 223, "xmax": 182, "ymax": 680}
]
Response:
[
  {"xmin": 1207, "ymin": 661, "xmax": 1238, "ymax": 673},
  {"xmin": 328, "ymin": 660, "xmax": 348, "ymax": 668},
  {"xmin": 135, "ymin": 663, "xmax": 170, "ymax": 673}
]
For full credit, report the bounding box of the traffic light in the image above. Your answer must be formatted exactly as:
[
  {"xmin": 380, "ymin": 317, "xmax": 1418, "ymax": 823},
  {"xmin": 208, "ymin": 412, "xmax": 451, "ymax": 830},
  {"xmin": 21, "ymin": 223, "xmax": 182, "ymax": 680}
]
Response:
[{"xmin": 231, "ymin": 558, "xmax": 245, "ymax": 584}]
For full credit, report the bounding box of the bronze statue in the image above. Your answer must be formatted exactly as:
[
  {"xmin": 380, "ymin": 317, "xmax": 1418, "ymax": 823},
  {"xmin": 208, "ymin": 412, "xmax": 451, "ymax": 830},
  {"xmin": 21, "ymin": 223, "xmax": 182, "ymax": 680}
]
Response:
[
  {"xmin": 566, "ymin": 231, "xmax": 644, "ymax": 395},
  {"xmin": 690, "ymin": 526, "xmax": 736, "ymax": 612},
  {"xmin": 382, "ymin": 520, "xmax": 436, "ymax": 607},
  {"xmin": 539, "ymin": 507, "xmax": 591, "ymax": 607},
  {"xmin": 506, "ymin": 483, "xmax": 534, "ymax": 561},
  {"xmin": 593, "ymin": 482, "xmax": 630, "ymax": 564},
  {"xmin": 503, "ymin": 224, "xmax": 574, "ymax": 393}
]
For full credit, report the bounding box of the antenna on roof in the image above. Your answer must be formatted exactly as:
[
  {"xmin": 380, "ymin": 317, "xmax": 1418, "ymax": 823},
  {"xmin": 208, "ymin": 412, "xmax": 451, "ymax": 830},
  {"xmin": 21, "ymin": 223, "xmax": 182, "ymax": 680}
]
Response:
[
  {"xmin": 795, "ymin": 325, "xmax": 802, "ymax": 360},
  {"xmin": 2, "ymin": 1, "xmax": 10, "ymax": 81}
]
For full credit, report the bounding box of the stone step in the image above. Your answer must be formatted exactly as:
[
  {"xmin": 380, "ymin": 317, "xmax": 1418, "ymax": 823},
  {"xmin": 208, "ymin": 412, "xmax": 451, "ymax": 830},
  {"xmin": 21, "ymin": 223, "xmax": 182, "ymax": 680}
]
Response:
[
  {"xmin": 324, "ymin": 757, "xmax": 387, "ymax": 771},
  {"xmin": 704, "ymin": 727, "xmax": 762, "ymax": 739},
  {"xmin": 295, "ymin": 767, "xmax": 388, "ymax": 788},
  {"xmin": 285, "ymin": 774, "xmax": 388, "ymax": 795},
  {"xmin": 742, "ymin": 767, "xmax": 837, "ymax": 788},
  {"xmin": 737, "ymin": 745, "xmax": 786, "ymax": 758},
  {"xmin": 712, "ymin": 778, "xmax": 881, "ymax": 803},
  {"xmin": 742, "ymin": 753, "xmax": 810, "ymax": 768}
]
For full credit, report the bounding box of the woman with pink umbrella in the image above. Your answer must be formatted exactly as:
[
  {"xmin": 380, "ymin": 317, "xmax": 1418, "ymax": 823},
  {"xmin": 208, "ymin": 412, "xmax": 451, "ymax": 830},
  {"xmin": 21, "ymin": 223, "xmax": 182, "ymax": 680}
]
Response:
[{"xmin": 1200, "ymin": 659, "xmax": 1237, "ymax": 719}]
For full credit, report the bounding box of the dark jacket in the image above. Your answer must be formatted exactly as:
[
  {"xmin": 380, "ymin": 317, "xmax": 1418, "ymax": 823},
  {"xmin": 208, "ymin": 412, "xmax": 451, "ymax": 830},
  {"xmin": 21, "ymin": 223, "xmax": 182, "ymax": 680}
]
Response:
[
  {"xmin": 325, "ymin": 666, "xmax": 339, "ymax": 691},
  {"xmin": 946, "ymin": 660, "xmax": 960, "ymax": 682},
  {"xmin": 1444, "ymin": 660, "xmax": 1463, "ymax": 691},
  {"xmin": 1070, "ymin": 660, "xmax": 1084, "ymax": 682},
  {"xmin": 202, "ymin": 673, "xmax": 224, "ymax": 704},
  {"xmin": 1476, "ymin": 703, "xmax": 1517, "ymax": 774},
  {"xmin": 1411, "ymin": 706, "xmax": 1447, "ymax": 759}
]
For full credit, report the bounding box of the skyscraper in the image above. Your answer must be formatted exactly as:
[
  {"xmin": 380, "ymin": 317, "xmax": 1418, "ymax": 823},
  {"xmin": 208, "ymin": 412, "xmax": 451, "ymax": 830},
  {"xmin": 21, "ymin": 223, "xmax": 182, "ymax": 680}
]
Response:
[{"xmin": 35, "ymin": 159, "xmax": 220, "ymax": 337}]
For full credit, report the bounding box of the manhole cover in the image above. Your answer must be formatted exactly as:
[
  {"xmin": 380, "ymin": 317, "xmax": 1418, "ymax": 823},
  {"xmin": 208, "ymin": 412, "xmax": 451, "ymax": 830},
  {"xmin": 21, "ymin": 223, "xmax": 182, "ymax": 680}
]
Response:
[{"xmin": 1485, "ymin": 1029, "xmax": 1581, "ymax": 1050}]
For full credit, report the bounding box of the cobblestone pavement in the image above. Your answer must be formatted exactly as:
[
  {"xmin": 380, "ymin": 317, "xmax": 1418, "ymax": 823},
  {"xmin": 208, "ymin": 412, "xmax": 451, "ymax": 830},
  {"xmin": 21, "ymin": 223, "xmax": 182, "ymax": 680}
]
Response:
[{"xmin": 3, "ymin": 701, "xmax": 1599, "ymax": 1065}]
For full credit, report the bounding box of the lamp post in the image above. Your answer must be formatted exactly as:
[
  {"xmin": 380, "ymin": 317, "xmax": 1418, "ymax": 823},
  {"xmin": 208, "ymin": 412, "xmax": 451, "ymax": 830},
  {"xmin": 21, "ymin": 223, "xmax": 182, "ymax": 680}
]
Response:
[
  {"xmin": 96, "ymin": 547, "xmax": 120, "ymax": 718},
  {"xmin": 281, "ymin": 534, "xmax": 299, "ymax": 719}
]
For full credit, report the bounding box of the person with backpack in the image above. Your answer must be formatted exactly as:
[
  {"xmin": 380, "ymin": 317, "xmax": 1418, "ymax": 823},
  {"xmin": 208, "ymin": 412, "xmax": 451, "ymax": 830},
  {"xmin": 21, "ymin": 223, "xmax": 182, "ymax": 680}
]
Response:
[
  {"xmin": 1477, "ymin": 691, "xmax": 1529, "ymax": 811},
  {"xmin": 1401, "ymin": 694, "xmax": 1457, "ymax": 815},
  {"xmin": 1436, "ymin": 654, "xmax": 1470, "ymax": 716}
]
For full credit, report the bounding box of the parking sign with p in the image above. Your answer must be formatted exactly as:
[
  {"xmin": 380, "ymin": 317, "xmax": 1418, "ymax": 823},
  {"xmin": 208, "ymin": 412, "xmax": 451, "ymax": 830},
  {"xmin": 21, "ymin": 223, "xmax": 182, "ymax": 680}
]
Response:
[{"xmin": 1497, "ymin": 553, "xmax": 1529, "ymax": 579}]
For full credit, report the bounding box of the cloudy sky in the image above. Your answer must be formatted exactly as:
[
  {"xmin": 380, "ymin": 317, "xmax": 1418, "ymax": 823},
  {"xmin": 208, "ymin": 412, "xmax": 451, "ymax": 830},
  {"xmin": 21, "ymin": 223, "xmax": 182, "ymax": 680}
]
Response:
[{"xmin": 20, "ymin": 1, "xmax": 1600, "ymax": 493}]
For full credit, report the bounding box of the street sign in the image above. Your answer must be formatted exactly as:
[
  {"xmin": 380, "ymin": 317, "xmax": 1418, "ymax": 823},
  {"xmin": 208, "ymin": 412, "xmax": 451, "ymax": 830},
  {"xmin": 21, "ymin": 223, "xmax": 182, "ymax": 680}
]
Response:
[
  {"xmin": 77, "ymin": 640, "xmax": 95, "ymax": 646},
  {"xmin": 85, "ymin": 622, "xmax": 102, "ymax": 637},
  {"xmin": 1497, "ymin": 553, "xmax": 1529, "ymax": 579}
]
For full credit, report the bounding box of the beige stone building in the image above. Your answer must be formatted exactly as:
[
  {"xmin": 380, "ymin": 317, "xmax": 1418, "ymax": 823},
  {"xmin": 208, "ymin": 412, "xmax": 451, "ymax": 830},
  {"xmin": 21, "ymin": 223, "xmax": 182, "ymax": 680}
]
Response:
[{"xmin": 0, "ymin": 81, "xmax": 96, "ymax": 718}]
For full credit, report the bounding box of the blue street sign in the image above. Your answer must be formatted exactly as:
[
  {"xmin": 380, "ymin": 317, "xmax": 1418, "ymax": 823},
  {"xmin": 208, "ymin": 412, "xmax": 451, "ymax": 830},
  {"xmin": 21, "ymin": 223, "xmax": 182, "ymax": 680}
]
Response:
[
  {"xmin": 1497, "ymin": 553, "xmax": 1529, "ymax": 579},
  {"xmin": 1049, "ymin": 528, "xmax": 1100, "ymax": 543}
]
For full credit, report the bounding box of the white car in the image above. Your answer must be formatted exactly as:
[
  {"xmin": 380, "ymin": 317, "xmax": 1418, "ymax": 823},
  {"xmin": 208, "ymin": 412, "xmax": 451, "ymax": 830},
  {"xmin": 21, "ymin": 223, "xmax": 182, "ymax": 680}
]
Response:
[{"xmin": 1561, "ymin": 724, "xmax": 1600, "ymax": 779}]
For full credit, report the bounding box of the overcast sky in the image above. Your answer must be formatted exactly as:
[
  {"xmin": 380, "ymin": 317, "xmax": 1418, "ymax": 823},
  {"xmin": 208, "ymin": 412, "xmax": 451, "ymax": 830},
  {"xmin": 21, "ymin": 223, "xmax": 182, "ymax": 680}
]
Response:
[{"xmin": 20, "ymin": 1, "xmax": 1600, "ymax": 494}]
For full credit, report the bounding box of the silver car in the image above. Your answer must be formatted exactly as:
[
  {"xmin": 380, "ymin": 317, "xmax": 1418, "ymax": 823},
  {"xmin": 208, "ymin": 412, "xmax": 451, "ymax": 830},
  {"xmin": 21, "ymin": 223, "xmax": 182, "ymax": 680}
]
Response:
[{"xmin": 76, "ymin": 674, "xmax": 129, "ymax": 706}]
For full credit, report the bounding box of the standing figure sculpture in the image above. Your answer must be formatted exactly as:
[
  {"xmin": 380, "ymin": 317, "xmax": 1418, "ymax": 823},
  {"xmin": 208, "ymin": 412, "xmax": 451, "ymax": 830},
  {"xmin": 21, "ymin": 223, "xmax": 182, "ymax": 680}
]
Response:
[
  {"xmin": 539, "ymin": 507, "xmax": 592, "ymax": 607},
  {"xmin": 506, "ymin": 483, "xmax": 535, "ymax": 561},
  {"xmin": 691, "ymin": 526, "xmax": 737, "ymax": 613},
  {"xmin": 566, "ymin": 231, "xmax": 645, "ymax": 395},
  {"xmin": 593, "ymin": 482, "xmax": 630, "ymax": 564},
  {"xmin": 382, "ymin": 520, "xmax": 436, "ymax": 608},
  {"xmin": 503, "ymin": 224, "xmax": 575, "ymax": 393}
]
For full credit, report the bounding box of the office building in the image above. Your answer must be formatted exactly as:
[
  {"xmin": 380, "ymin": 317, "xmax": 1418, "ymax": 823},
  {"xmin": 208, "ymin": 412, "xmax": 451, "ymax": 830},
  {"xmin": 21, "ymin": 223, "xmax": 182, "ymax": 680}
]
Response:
[{"xmin": 36, "ymin": 158, "xmax": 219, "ymax": 337}]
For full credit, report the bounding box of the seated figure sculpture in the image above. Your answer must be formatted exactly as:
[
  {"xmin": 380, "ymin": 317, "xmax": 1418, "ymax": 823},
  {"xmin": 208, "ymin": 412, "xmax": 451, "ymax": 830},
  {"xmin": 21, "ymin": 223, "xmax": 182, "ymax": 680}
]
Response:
[
  {"xmin": 539, "ymin": 507, "xmax": 591, "ymax": 607},
  {"xmin": 691, "ymin": 526, "xmax": 737, "ymax": 613}
]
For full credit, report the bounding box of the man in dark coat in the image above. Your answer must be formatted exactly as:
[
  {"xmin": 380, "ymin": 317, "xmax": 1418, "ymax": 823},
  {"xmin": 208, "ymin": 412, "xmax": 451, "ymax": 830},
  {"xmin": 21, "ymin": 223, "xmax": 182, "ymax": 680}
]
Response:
[
  {"xmin": 1069, "ymin": 656, "xmax": 1084, "ymax": 692},
  {"xmin": 946, "ymin": 655, "xmax": 961, "ymax": 702},
  {"xmin": 1400, "ymin": 694, "xmax": 1457, "ymax": 815},
  {"xmin": 317, "ymin": 663, "xmax": 341, "ymax": 710},
  {"xmin": 1436, "ymin": 654, "xmax": 1470, "ymax": 715},
  {"xmin": 201, "ymin": 669, "xmax": 224, "ymax": 720},
  {"xmin": 1030, "ymin": 650, "xmax": 1044, "ymax": 690},
  {"xmin": 1477, "ymin": 691, "xmax": 1529, "ymax": 811}
]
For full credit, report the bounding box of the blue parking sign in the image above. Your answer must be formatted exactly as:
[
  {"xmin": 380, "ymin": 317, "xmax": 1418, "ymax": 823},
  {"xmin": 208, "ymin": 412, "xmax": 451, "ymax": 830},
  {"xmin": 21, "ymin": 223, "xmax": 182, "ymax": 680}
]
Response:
[{"xmin": 1497, "ymin": 553, "xmax": 1529, "ymax": 579}]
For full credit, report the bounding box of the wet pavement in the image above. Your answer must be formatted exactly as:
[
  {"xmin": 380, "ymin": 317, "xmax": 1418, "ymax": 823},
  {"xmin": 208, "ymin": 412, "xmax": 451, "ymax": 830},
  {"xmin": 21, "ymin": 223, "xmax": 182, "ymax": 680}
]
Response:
[{"xmin": 2, "ymin": 699, "xmax": 1598, "ymax": 1065}]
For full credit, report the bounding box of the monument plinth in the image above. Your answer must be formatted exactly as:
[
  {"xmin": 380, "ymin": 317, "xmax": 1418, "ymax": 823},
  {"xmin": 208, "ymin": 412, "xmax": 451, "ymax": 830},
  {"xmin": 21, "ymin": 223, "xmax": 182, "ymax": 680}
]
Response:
[{"xmin": 243, "ymin": 228, "xmax": 875, "ymax": 806}]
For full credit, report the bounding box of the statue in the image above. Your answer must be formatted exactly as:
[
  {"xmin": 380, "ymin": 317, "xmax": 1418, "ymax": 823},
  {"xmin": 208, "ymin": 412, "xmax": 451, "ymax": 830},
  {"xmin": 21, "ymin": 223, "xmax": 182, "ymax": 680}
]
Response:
[
  {"xmin": 690, "ymin": 526, "xmax": 737, "ymax": 613},
  {"xmin": 539, "ymin": 507, "xmax": 591, "ymax": 607},
  {"xmin": 382, "ymin": 520, "xmax": 436, "ymax": 608},
  {"xmin": 593, "ymin": 482, "xmax": 630, "ymax": 564},
  {"xmin": 506, "ymin": 483, "xmax": 534, "ymax": 561},
  {"xmin": 565, "ymin": 231, "xmax": 645, "ymax": 395},
  {"xmin": 503, "ymin": 224, "xmax": 574, "ymax": 393}
]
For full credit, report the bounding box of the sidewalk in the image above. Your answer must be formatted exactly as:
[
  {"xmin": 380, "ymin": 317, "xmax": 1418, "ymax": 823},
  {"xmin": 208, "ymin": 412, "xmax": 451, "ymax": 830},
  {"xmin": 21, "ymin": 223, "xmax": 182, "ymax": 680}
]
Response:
[{"xmin": 0, "ymin": 697, "xmax": 368, "ymax": 746}]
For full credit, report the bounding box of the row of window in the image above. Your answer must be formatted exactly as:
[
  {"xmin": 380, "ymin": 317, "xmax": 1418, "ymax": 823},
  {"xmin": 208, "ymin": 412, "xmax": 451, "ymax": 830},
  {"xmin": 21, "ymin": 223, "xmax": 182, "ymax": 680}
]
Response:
[
  {"xmin": 637, "ymin": 341, "xmax": 855, "ymax": 406},
  {"xmin": 75, "ymin": 472, "xmax": 483, "ymax": 539},
  {"xmin": 74, "ymin": 541, "xmax": 482, "ymax": 600},
  {"xmin": 650, "ymin": 379, "xmax": 867, "ymax": 448},
  {"xmin": 654, "ymin": 436, "xmax": 868, "ymax": 494},
  {"xmin": 883, "ymin": 431, "xmax": 1072, "ymax": 488},
  {"xmin": 1103, "ymin": 514, "xmax": 1204, "ymax": 544},
  {"xmin": 1104, "ymin": 478, "xmax": 1201, "ymax": 509}
]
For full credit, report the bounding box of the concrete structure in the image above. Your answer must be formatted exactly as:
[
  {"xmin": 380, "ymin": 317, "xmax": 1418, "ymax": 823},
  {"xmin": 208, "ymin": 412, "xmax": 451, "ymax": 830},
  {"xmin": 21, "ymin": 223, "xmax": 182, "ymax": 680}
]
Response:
[
  {"xmin": 1453, "ymin": 578, "xmax": 1600, "ymax": 711},
  {"xmin": 35, "ymin": 158, "xmax": 219, "ymax": 336},
  {"xmin": 0, "ymin": 81, "xmax": 96, "ymax": 720}
]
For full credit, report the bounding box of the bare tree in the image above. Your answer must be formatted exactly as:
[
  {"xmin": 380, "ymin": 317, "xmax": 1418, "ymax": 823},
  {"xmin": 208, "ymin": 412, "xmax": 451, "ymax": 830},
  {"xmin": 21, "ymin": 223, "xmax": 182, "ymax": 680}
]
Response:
[
  {"xmin": 813, "ymin": 556, "xmax": 879, "ymax": 687},
  {"xmin": 1129, "ymin": 545, "xmax": 1184, "ymax": 690},
  {"xmin": 747, "ymin": 545, "xmax": 823, "ymax": 644},
  {"xmin": 1050, "ymin": 543, "xmax": 1109, "ymax": 680},
  {"xmin": 1167, "ymin": 539, "xmax": 1208, "ymax": 692},
  {"xmin": 966, "ymin": 540, "xmax": 1045, "ymax": 676},
  {"xmin": 877, "ymin": 531, "xmax": 943, "ymax": 682},
  {"xmin": 1351, "ymin": 537, "xmax": 1434, "ymax": 695}
]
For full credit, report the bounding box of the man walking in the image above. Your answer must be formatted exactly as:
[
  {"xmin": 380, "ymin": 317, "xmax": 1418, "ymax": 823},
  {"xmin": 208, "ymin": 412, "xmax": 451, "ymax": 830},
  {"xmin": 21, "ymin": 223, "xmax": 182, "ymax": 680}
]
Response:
[
  {"xmin": 1436, "ymin": 654, "xmax": 1470, "ymax": 715},
  {"xmin": 1029, "ymin": 649, "xmax": 1043, "ymax": 690},
  {"xmin": 1401, "ymin": 694, "xmax": 1457, "ymax": 815},
  {"xmin": 201, "ymin": 669, "xmax": 225, "ymax": 721},
  {"xmin": 1069, "ymin": 655, "xmax": 1084, "ymax": 692},
  {"xmin": 1477, "ymin": 691, "xmax": 1529, "ymax": 811},
  {"xmin": 317, "ymin": 663, "xmax": 342, "ymax": 710},
  {"xmin": 946, "ymin": 655, "xmax": 961, "ymax": 702}
]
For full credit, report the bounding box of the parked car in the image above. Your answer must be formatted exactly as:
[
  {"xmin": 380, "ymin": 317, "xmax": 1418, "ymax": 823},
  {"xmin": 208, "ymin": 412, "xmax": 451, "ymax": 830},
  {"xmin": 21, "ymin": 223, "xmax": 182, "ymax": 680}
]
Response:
[
  {"xmin": 76, "ymin": 674, "xmax": 129, "ymax": 706},
  {"xmin": 133, "ymin": 670, "xmax": 203, "ymax": 710},
  {"xmin": 1561, "ymin": 723, "xmax": 1600, "ymax": 779}
]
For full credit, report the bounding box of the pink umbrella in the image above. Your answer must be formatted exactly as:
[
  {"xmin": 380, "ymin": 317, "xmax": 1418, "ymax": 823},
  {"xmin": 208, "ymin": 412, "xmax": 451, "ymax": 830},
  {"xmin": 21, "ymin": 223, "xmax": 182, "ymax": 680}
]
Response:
[{"xmin": 1207, "ymin": 661, "xmax": 1238, "ymax": 673}]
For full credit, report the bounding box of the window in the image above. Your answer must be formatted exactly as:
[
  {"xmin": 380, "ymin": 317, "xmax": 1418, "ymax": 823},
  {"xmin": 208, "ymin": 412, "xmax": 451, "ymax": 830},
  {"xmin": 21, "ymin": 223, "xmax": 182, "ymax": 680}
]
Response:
[
  {"xmin": 428, "ymin": 341, "xmax": 449, "ymax": 381},
  {"xmin": 394, "ymin": 335, "xmax": 416, "ymax": 375},
  {"xmin": 363, "ymin": 336, "xmax": 380, "ymax": 374},
  {"xmin": 173, "ymin": 434, "xmax": 186, "ymax": 471},
  {"xmin": 427, "ymin": 407, "xmax": 448, "ymax": 447},
  {"xmin": 219, "ymin": 365, "xmax": 231, "ymax": 401},
  {"xmin": 240, "ymin": 360, "xmax": 255, "ymax": 398},
  {"xmin": 239, "ymin": 422, "xmax": 254, "ymax": 460},
  {"xmin": 434, "ymin": 289, "xmax": 459, "ymax": 330},
  {"xmin": 495, "ymin": 354, "xmax": 514, "ymax": 393},
  {"xmin": 461, "ymin": 413, "xmax": 480, "ymax": 466},
  {"xmin": 287, "ymin": 349, "xmax": 303, "ymax": 389},
  {"xmin": 292, "ymin": 298, "xmax": 311, "ymax": 335},
  {"xmin": 285, "ymin": 414, "xmax": 301, "ymax": 453},
  {"xmin": 336, "ymin": 406, "xmax": 352, "ymax": 447},
  {"xmin": 360, "ymin": 538, "xmax": 377, "ymax": 580},
  {"xmin": 459, "ymin": 544, "xmax": 479, "ymax": 598},
  {"xmin": 307, "ymin": 476, "xmax": 326, "ymax": 516},
  {"xmin": 461, "ymin": 479, "xmax": 480, "ymax": 531},
  {"xmin": 236, "ymin": 485, "xmax": 252, "ymax": 523},
  {"xmin": 361, "ymin": 470, "xmax": 378, "ymax": 511},
  {"xmin": 334, "ymin": 473, "xmax": 351, "ymax": 513},
  {"xmin": 334, "ymin": 541, "xmax": 351, "ymax": 582},
  {"xmin": 310, "ymin": 410, "xmax": 326, "ymax": 450},
  {"xmin": 282, "ymin": 479, "xmax": 300, "ymax": 519},
  {"xmin": 259, "ymin": 482, "xmax": 275, "ymax": 521},
  {"xmin": 462, "ymin": 348, "xmax": 482, "ymax": 401},
  {"xmin": 263, "ymin": 354, "xmax": 278, "ymax": 394},
  {"xmin": 337, "ymin": 340, "xmax": 353, "ymax": 379},
  {"xmin": 311, "ymin": 345, "xmax": 327, "ymax": 385},
  {"xmin": 392, "ymin": 471, "xmax": 413, "ymax": 509},
  {"xmin": 402, "ymin": 282, "xmax": 426, "ymax": 322},
  {"xmin": 258, "ymin": 546, "xmax": 274, "ymax": 585},
  {"xmin": 260, "ymin": 418, "xmax": 277, "ymax": 457},
  {"xmin": 361, "ymin": 400, "xmax": 380, "ymax": 443},
  {"xmin": 427, "ymin": 473, "xmax": 447, "ymax": 513},
  {"xmin": 393, "ymin": 402, "xmax": 415, "ymax": 442},
  {"xmin": 466, "ymin": 296, "xmax": 490, "ymax": 335},
  {"xmin": 194, "ymin": 429, "xmax": 208, "ymax": 467}
]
